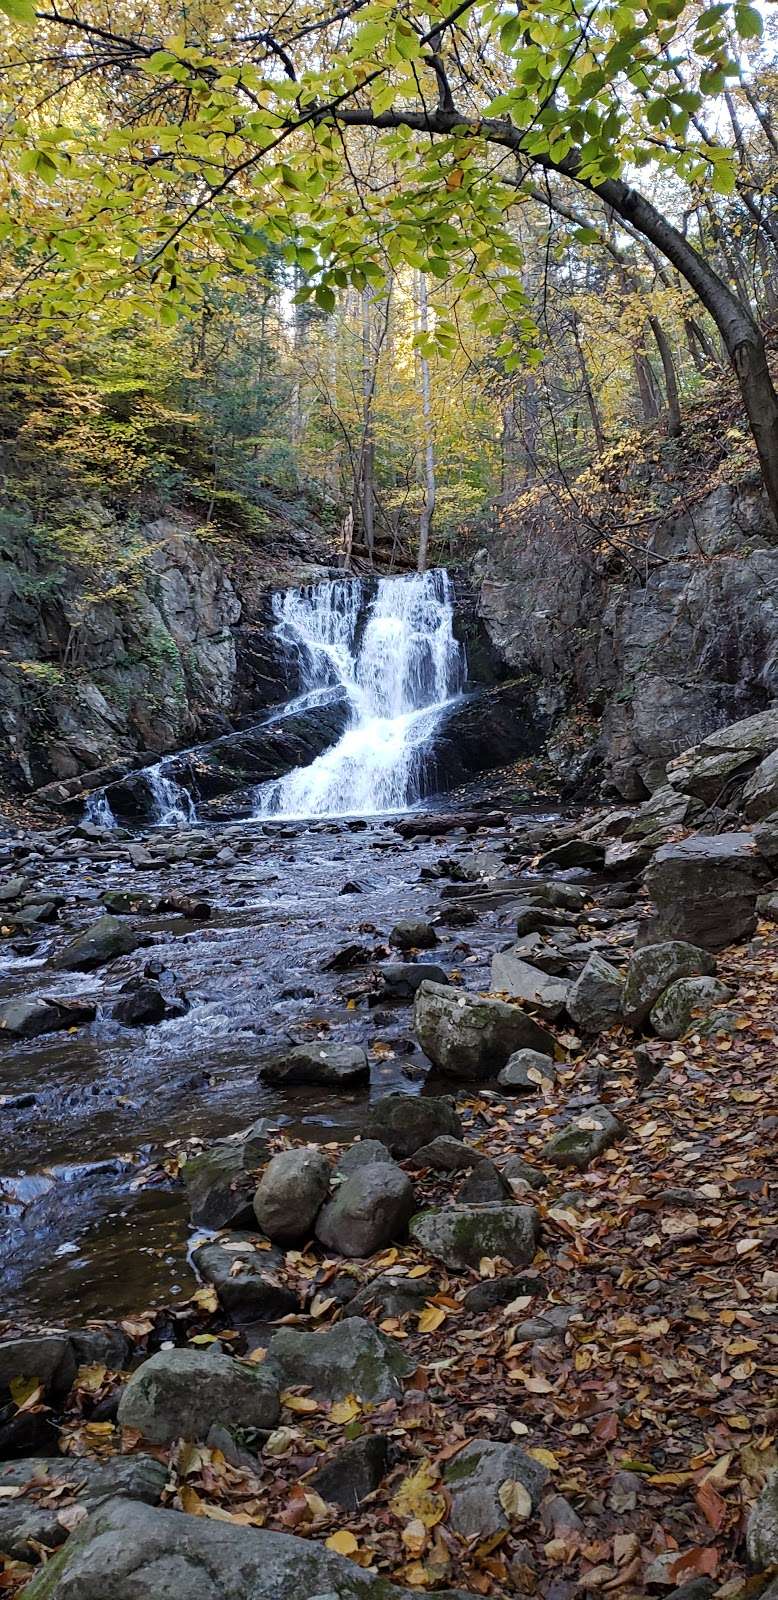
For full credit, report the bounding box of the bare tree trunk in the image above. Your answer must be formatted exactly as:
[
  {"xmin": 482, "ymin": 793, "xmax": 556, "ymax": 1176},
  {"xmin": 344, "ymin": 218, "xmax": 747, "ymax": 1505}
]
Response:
[
  {"xmin": 361, "ymin": 286, "xmax": 375, "ymax": 566},
  {"xmin": 416, "ymin": 272, "xmax": 436, "ymax": 573},
  {"xmin": 570, "ymin": 310, "xmax": 605, "ymax": 454},
  {"xmin": 648, "ymin": 315, "xmax": 682, "ymax": 438}
]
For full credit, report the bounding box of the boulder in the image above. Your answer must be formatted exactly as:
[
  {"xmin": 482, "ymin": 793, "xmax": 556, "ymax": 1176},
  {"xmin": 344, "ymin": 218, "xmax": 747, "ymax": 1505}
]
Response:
[
  {"xmin": 315, "ymin": 1162, "xmax": 415, "ymax": 1258},
  {"xmin": 335, "ymin": 1139, "xmax": 392, "ymax": 1177},
  {"xmin": 644, "ymin": 833, "xmax": 768, "ymax": 951},
  {"xmin": 376, "ymin": 962, "xmax": 449, "ymax": 1001},
  {"xmin": 542, "ymin": 1106, "xmax": 623, "ymax": 1170},
  {"xmin": 458, "ymin": 1162, "xmax": 510, "ymax": 1203},
  {"xmin": 538, "ymin": 840, "xmax": 605, "ymax": 870},
  {"xmin": 266, "ymin": 1317, "xmax": 411, "ymax": 1404},
  {"xmin": 49, "ymin": 914, "xmax": 143, "ymax": 971},
  {"xmin": 0, "ymin": 1455, "xmax": 166, "ymax": 1559},
  {"xmin": 566, "ymin": 953, "xmax": 624, "ymax": 1034},
  {"xmin": 309, "ymin": 1435, "xmax": 388, "ymax": 1510},
  {"xmin": 443, "ymin": 1439, "xmax": 548, "ymax": 1539},
  {"xmin": 411, "ymin": 1136, "xmax": 486, "ymax": 1171},
  {"xmin": 489, "ymin": 952, "xmax": 571, "ymax": 1016},
  {"xmin": 414, "ymin": 981, "xmax": 555, "ymax": 1080},
  {"xmin": 191, "ymin": 1236, "xmax": 300, "ymax": 1322},
  {"xmin": 252, "ymin": 1148, "xmax": 331, "ymax": 1243},
  {"xmin": 649, "ymin": 976, "xmax": 734, "ymax": 1039},
  {"xmin": 0, "ymin": 996, "xmax": 96, "ymax": 1040},
  {"xmin": 389, "ymin": 919, "xmax": 438, "ymax": 951},
  {"xmin": 502, "ymin": 1155, "xmax": 546, "ymax": 1192},
  {"xmin": 365, "ymin": 1092, "xmax": 462, "ymax": 1158},
  {"xmin": 409, "ymin": 1203, "xmax": 540, "ymax": 1270},
  {"xmin": 19, "ymin": 1495, "xmax": 444, "ymax": 1599},
  {"xmin": 112, "ymin": 980, "xmax": 167, "ymax": 1027},
  {"xmin": 348, "ymin": 1273, "xmax": 437, "ymax": 1321},
  {"xmin": 182, "ymin": 1122, "xmax": 269, "ymax": 1230},
  {"xmin": 747, "ymin": 1469, "xmax": 778, "ymax": 1569},
  {"xmin": 497, "ymin": 1049, "xmax": 556, "ymax": 1092},
  {"xmin": 742, "ymin": 749, "xmax": 778, "ymax": 819},
  {"xmin": 622, "ymin": 941, "xmax": 716, "ymax": 1027},
  {"xmin": 259, "ymin": 1043, "xmax": 369, "ymax": 1088},
  {"xmin": 116, "ymin": 1347, "xmax": 280, "ymax": 1445},
  {"xmin": 753, "ymin": 810, "xmax": 778, "ymax": 870},
  {"xmin": 0, "ymin": 1334, "xmax": 76, "ymax": 1403},
  {"xmin": 463, "ymin": 1273, "xmax": 544, "ymax": 1311}
]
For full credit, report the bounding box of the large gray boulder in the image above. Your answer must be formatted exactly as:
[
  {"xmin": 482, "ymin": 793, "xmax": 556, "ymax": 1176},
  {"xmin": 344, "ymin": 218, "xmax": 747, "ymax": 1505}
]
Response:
[
  {"xmin": 489, "ymin": 951, "xmax": 570, "ymax": 1016},
  {"xmin": 0, "ymin": 1456, "xmax": 166, "ymax": 1559},
  {"xmin": 335, "ymin": 1139, "xmax": 392, "ymax": 1177},
  {"xmin": 747, "ymin": 1470, "xmax": 778, "ymax": 1569},
  {"xmin": 409, "ymin": 1203, "xmax": 540, "ymax": 1270},
  {"xmin": 389, "ymin": 919, "xmax": 438, "ymax": 951},
  {"xmin": 182, "ymin": 1122, "xmax": 269, "ymax": 1231},
  {"xmin": 266, "ymin": 1317, "xmax": 411, "ymax": 1404},
  {"xmin": 444, "ymin": 1439, "xmax": 548, "ymax": 1539},
  {"xmin": 414, "ymin": 981, "xmax": 555, "ymax": 1079},
  {"xmin": 376, "ymin": 962, "xmax": 449, "ymax": 1002},
  {"xmin": 411, "ymin": 1136, "xmax": 487, "ymax": 1171},
  {"xmin": 19, "ymin": 1496, "xmax": 453, "ymax": 1599},
  {"xmin": 742, "ymin": 748, "xmax": 778, "ymax": 819},
  {"xmin": 364, "ymin": 1092, "xmax": 462, "ymax": 1157},
  {"xmin": 622, "ymin": 941, "xmax": 716, "ymax": 1028},
  {"xmin": 649, "ymin": 977, "xmax": 733, "ymax": 1040},
  {"xmin": 315, "ymin": 1162, "xmax": 415, "ymax": 1258},
  {"xmin": 259, "ymin": 1043, "xmax": 369, "ymax": 1088},
  {"xmin": 753, "ymin": 810, "xmax": 778, "ymax": 870},
  {"xmin": 0, "ymin": 995, "xmax": 95, "ymax": 1040},
  {"xmin": 191, "ymin": 1236, "xmax": 300, "ymax": 1322},
  {"xmin": 252, "ymin": 1147, "xmax": 331, "ymax": 1243},
  {"xmin": 644, "ymin": 833, "xmax": 768, "ymax": 951},
  {"xmin": 49, "ymin": 914, "xmax": 143, "ymax": 971},
  {"xmin": 566, "ymin": 953, "xmax": 624, "ymax": 1034},
  {"xmin": 116, "ymin": 1347, "xmax": 280, "ymax": 1445},
  {"xmin": 542, "ymin": 1106, "xmax": 623, "ymax": 1170}
]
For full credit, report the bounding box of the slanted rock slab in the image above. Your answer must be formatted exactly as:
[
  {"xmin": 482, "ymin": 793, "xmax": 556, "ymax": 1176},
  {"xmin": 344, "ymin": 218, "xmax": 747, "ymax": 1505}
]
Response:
[
  {"xmin": 182, "ymin": 1121, "xmax": 269, "ymax": 1230},
  {"xmin": 414, "ymin": 981, "xmax": 555, "ymax": 1080},
  {"xmin": 411, "ymin": 1135, "xmax": 487, "ymax": 1171},
  {"xmin": 116, "ymin": 1346, "xmax": 280, "ymax": 1445},
  {"xmin": 622, "ymin": 941, "xmax": 716, "ymax": 1028},
  {"xmin": 309, "ymin": 1434, "xmax": 389, "ymax": 1510},
  {"xmin": 489, "ymin": 952, "xmax": 570, "ymax": 1016},
  {"xmin": 409, "ymin": 1203, "xmax": 540, "ymax": 1270},
  {"xmin": 266, "ymin": 1316, "xmax": 411, "ymax": 1404},
  {"xmin": 19, "ymin": 1495, "xmax": 450, "ymax": 1599},
  {"xmin": 644, "ymin": 833, "xmax": 768, "ymax": 951},
  {"xmin": 0, "ymin": 1455, "xmax": 167, "ymax": 1559},
  {"xmin": 542, "ymin": 1106, "xmax": 623, "ymax": 1170},
  {"xmin": 443, "ymin": 1438, "xmax": 549, "ymax": 1538},
  {"xmin": 49, "ymin": 914, "xmax": 143, "ymax": 971},
  {"xmin": 566, "ymin": 952, "xmax": 624, "ymax": 1035}
]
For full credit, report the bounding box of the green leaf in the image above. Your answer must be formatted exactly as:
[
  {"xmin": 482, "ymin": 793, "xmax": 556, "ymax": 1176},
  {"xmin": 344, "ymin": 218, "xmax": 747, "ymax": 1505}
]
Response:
[
  {"xmin": 734, "ymin": 4, "xmax": 762, "ymax": 38},
  {"xmin": 0, "ymin": 0, "xmax": 34, "ymax": 21},
  {"xmin": 314, "ymin": 283, "xmax": 336, "ymax": 312}
]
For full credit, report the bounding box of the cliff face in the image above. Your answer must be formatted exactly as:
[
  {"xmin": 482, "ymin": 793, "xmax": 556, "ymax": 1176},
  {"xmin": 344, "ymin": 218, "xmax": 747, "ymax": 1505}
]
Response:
[
  {"xmin": 0, "ymin": 507, "xmax": 336, "ymax": 795},
  {"xmin": 476, "ymin": 444, "xmax": 778, "ymax": 799}
]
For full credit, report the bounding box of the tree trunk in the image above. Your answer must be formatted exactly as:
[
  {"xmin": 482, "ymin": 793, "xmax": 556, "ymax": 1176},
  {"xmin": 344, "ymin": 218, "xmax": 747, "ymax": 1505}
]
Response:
[
  {"xmin": 361, "ymin": 286, "xmax": 375, "ymax": 566},
  {"xmin": 635, "ymin": 350, "xmax": 661, "ymax": 422},
  {"xmin": 648, "ymin": 315, "xmax": 682, "ymax": 438},
  {"xmin": 416, "ymin": 272, "xmax": 436, "ymax": 573},
  {"xmin": 571, "ymin": 310, "xmax": 605, "ymax": 453}
]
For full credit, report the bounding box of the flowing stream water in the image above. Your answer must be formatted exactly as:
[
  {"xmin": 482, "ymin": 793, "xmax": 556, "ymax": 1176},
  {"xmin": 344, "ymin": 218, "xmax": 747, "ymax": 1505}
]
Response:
[{"xmin": 253, "ymin": 569, "xmax": 467, "ymax": 819}]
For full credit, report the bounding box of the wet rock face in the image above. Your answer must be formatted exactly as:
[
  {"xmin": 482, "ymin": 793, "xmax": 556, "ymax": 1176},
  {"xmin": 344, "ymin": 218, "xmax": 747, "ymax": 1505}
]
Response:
[
  {"xmin": 191, "ymin": 1236, "xmax": 300, "ymax": 1322},
  {"xmin": 258, "ymin": 1042, "xmax": 369, "ymax": 1089},
  {"xmin": 49, "ymin": 914, "xmax": 145, "ymax": 972}
]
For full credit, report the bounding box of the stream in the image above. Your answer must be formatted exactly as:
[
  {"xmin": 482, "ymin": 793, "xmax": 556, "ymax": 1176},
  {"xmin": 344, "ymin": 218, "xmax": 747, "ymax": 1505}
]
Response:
[{"xmin": 0, "ymin": 569, "xmax": 558, "ymax": 1330}]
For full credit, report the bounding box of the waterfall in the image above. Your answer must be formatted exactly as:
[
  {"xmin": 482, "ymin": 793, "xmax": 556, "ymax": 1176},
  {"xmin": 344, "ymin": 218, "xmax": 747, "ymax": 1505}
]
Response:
[
  {"xmin": 146, "ymin": 760, "xmax": 197, "ymax": 827},
  {"xmin": 83, "ymin": 789, "xmax": 117, "ymax": 829},
  {"xmin": 254, "ymin": 569, "xmax": 466, "ymax": 819}
]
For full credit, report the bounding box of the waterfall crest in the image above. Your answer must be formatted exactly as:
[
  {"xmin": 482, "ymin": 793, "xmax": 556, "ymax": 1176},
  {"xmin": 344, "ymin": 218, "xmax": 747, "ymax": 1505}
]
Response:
[{"xmin": 254, "ymin": 568, "xmax": 466, "ymax": 819}]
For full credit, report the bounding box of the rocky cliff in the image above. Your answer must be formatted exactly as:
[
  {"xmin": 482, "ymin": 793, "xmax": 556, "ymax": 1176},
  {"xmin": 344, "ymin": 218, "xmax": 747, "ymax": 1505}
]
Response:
[{"xmin": 475, "ymin": 406, "xmax": 778, "ymax": 799}]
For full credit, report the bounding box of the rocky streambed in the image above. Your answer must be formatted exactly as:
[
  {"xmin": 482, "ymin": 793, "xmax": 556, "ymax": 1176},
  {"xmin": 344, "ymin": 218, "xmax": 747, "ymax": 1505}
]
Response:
[{"xmin": 1, "ymin": 710, "xmax": 777, "ymax": 1598}]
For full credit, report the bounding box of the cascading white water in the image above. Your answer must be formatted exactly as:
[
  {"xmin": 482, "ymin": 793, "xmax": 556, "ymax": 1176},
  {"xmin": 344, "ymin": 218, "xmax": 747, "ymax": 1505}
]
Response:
[
  {"xmin": 254, "ymin": 568, "xmax": 466, "ymax": 819},
  {"xmin": 146, "ymin": 760, "xmax": 197, "ymax": 826},
  {"xmin": 83, "ymin": 789, "xmax": 117, "ymax": 829}
]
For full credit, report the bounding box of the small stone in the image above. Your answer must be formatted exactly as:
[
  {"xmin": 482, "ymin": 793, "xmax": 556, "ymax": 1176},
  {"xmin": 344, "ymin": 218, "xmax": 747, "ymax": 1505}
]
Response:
[
  {"xmin": 542, "ymin": 1105, "xmax": 623, "ymax": 1170},
  {"xmin": 309, "ymin": 1435, "xmax": 388, "ymax": 1510},
  {"xmin": 112, "ymin": 979, "xmax": 167, "ymax": 1027},
  {"xmin": 192, "ymin": 1236, "xmax": 300, "ymax": 1322},
  {"xmin": 389, "ymin": 919, "xmax": 438, "ymax": 951},
  {"xmin": 335, "ymin": 1140, "xmax": 392, "ymax": 1177},
  {"xmin": 259, "ymin": 1043, "xmax": 369, "ymax": 1088},
  {"xmin": 253, "ymin": 1148, "xmax": 331, "ymax": 1243},
  {"xmin": 490, "ymin": 952, "xmax": 570, "ymax": 1016},
  {"xmin": 501, "ymin": 1156, "xmax": 546, "ymax": 1191},
  {"xmin": 376, "ymin": 962, "xmax": 449, "ymax": 1001},
  {"xmin": 463, "ymin": 1274, "xmax": 544, "ymax": 1311},
  {"xmin": 497, "ymin": 1049, "xmax": 556, "ymax": 1092},
  {"xmin": 410, "ymin": 1136, "xmax": 486, "ymax": 1172},
  {"xmin": 348, "ymin": 1273, "xmax": 436, "ymax": 1320},
  {"xmin": 566, "ymin": 953, "xmax": 624, "ymax": 1034},
  {"xmin": 458, "ymin": 1161, "xmax": 509, "ymax": 1203},
  {"xmin": 116, "ymin": 1347, "xmax": 280, "ymax": 1445},
  {"xmin": 444, "ymin": 1438, "xmax": 548, "ymax": 1539}
]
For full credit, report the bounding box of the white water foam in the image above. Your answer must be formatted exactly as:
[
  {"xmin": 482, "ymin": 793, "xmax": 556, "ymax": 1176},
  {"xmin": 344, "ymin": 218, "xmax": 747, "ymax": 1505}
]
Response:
[{"xmin": 254, "ymin": 568, "xmax": 466, "ymax": 819}]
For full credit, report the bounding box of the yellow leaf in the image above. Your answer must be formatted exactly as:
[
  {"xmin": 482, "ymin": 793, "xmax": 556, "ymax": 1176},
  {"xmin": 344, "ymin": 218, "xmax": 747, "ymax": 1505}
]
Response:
[
  {"xmin": 9, "ymin": 1376, "xmax": 43, "ymax": 1411},
  {"xmin": 390, "ymin": 1459, "xmax": 446, "ymax": 1528},
  {"xmin": 330, "ymin": 1395, "xmax": 362, "ymax": 1425},
  {"xmin": 401, "ymin": 1517, "xmax": 428, "ymax": 1556},
  {"xmin": 326, "ymin": 1529, "xmax": 359, "ymax": 1555},
  {"xmin": 282, "ymin": 1393, "xmax": 319, "ymax": 1413},
  {"xmin": 498, "ymin": 1479, "xmax": 532, "ymax": 1522},
  {"xmin": 180, "ymin": 1484, "xmax": 204, "ymax": 1515},
  {"xmin": 191, "ymin": 1286, "xmax": 218, "ymax": 1313},
  {"xmin": 310, "ymin": 1294, "xmax": 336, "ymax": 1319},
  {"xmin": 528, "ymin": 1447, "xmax": 559, "ymax": 1471},
  {"xmin": 418, "ymin": 1304, "xmax": 446, "ymax": 1334},
  {"xmin": 408, "ymin": 1265, "xmax": 432, "ymax": 1279}
]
